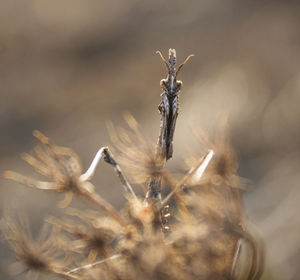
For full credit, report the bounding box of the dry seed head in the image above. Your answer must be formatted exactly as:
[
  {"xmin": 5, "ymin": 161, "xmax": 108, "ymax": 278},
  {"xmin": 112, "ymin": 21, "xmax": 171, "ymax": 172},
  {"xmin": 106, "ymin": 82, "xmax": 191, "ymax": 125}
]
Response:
[
  {"xmin": 47, "ymin": 210, "xmax": 119, "ymax": 260},
  {"xmin": 124, "ymin": 197, "xmax": 155, "ymax": 229},
  {"xmin": 3, "ymin": 131, "xmax": 107, "ymax": 210},
  {"xmin": 1, "ymin": 216, "xmax": 72, "ymax": 279},
  {"xmin": 188, "ymin": 119, "xmax": 241, "ymax": 189},
  {"xmin": 3, "ymin": 131, "xmax": 88, "ymax": 207},
  {"xmin": 107, "ymin": 114, "xmax": 164, "ymax": 186}
]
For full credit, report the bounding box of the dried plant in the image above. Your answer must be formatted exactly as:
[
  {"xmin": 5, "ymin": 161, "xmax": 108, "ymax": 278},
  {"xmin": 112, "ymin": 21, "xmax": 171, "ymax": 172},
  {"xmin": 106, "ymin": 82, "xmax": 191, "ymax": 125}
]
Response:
[{"xmin": 2, "ymin": 49, "xmax": 264, "ymax": 280}]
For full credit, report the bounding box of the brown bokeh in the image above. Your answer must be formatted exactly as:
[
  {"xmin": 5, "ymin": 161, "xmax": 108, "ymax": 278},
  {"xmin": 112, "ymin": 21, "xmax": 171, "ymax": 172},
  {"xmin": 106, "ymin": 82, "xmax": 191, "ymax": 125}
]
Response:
[{"xmin": 1, "ymin": 1, "xmax": 299, "ymax": 279}]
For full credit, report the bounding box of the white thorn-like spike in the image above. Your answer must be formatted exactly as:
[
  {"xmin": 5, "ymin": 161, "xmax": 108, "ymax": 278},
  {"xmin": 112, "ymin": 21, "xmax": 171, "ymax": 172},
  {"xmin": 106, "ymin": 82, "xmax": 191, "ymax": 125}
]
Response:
[
  {"xmin": 193, "ymin": 150, "xmax": 214, "ymax": 182},
  {"xmin": 80, "ymin": 147, "xmax": 106, "ymax": 182}
]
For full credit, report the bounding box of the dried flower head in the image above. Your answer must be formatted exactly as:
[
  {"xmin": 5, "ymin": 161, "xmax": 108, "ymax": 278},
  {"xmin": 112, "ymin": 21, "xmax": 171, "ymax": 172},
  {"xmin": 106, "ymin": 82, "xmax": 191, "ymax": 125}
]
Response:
[
  {"xmin": 188, "ymin": 117, "xmax": 240, "ymax": 189},
  {"xmin": 3, "ymin": 130, "xmax": 88, "ymax": 207},
  {"xmin": 3, "ymin": 130, "xmax": 126, "ymax": 227},
  {"xmin": 107, "ymin": 113, "xmax": 164, "ymax": 186},
  {"xmin": 47, "ymin": 208, "xmax": 121, "ymax": 262},
  {"xmin": 1, "ymin": 215, "xmax": 76, "ymax": 280}
]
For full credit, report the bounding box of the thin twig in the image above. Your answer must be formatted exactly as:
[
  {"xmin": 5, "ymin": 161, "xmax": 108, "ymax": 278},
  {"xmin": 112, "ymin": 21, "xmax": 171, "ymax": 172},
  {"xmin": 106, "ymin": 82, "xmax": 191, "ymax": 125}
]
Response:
[
  {"xmin": 53, "ymin": 270, "xmax": 79, "ymax": 280},
  {"xmin": 161, "ymin": 150, "xmax": 214, "ymax": 208},
  {"xmin": 231, "ymin": 238, "xmax": 242, "ymax": 277},
  {"xmin": 78, "ymin": 185, "xmax": 126, "ymax": 227},
  {"xmin": 102, "ymin": 148, "xmax": 137, "ymax": 199},
  {"xmin": 80, "ymin": 147, "xmax": 136, "ymax": 198},
  {"xmin": 67, "ymin": 254, "xmax": 122, "ymax": 274}
]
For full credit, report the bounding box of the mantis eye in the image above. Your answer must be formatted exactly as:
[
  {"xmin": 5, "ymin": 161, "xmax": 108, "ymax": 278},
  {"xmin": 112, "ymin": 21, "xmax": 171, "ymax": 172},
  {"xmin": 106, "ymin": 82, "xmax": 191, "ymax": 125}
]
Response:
[
  {"xmin": 160, "ymin": 79, "xmax": 167, "ymax": 88},
  {"xmin": 176, "ymin": 80, "xmax": 183, "ymax": 89}
]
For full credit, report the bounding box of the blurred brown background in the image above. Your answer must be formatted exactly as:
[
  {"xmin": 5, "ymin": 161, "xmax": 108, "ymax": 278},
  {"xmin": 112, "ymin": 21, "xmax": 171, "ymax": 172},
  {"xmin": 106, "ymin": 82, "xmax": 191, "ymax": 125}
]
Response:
[{"xmin": 0, "ymin": 1, "xmax": 300, "ymax": 279}]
